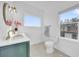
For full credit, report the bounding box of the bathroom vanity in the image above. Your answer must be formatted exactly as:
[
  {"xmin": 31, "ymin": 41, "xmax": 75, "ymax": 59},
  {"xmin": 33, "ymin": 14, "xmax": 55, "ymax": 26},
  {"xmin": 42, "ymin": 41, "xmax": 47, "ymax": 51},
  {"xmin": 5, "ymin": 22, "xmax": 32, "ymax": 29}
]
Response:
[
  {"xmin": 0, "ymin": 2, "xmax": 30, "ymax": 57},
  {"xmin": 0, "ymin": 35, "xmax": 30, "ymax": 57}
]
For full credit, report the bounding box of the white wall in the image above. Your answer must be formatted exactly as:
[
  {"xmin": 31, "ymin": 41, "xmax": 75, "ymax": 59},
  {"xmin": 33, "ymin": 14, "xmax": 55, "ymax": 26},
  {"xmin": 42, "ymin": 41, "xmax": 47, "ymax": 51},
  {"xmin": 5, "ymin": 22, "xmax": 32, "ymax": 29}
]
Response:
[
  {"xmin": 42, "ymin": 9, "xmax": 59, "ymax": 42},
  {"xmin": 18, "ymin": 3, "xmax": 44, "ymax": 45},
  {"xmin": 23, "ymin": 6, "xmax": 43, "ymax": 45},
  {"xmin": 23, "ymin": 27, "xmax": 42, "ymax": 45},
  {"xmin": 55, "ymin": 37, "xmax": 79, "ymax": 57}
]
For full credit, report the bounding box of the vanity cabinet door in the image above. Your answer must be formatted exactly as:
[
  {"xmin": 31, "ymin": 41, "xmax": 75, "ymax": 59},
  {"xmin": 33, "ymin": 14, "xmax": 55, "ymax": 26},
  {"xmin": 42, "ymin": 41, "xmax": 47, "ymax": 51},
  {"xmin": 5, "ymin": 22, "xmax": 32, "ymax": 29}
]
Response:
[{"xmin": 0, "ymin": 41, "xmax": 30, "ymax": 57}]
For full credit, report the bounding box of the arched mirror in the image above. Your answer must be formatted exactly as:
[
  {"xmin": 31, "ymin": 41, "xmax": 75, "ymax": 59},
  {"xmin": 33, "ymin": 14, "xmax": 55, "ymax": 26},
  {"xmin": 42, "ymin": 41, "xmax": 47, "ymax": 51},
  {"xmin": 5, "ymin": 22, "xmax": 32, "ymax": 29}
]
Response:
[
  {"xmin": 3, "ymin": 3, "xmax": 8, "ymax": 25},
  {"xmin": 3, "ymin": 2, "xmax": 17, "ymax": 26}
]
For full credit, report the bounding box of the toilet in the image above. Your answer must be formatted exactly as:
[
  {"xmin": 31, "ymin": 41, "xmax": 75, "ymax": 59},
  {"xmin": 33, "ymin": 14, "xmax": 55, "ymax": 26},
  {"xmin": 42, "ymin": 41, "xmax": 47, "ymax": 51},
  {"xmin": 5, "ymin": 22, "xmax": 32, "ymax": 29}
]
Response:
[{"xmin": 45, "ymin": 40, "xmax": 54, "ymax": 54}]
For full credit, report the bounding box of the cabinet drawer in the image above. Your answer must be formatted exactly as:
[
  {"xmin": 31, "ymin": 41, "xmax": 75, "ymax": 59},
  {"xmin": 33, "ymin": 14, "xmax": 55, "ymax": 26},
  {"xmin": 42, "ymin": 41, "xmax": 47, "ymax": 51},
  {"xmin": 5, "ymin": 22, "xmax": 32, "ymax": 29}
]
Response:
[{"xmin": 0, "ymin": 41, "xmax": 30, "ymax": 57}]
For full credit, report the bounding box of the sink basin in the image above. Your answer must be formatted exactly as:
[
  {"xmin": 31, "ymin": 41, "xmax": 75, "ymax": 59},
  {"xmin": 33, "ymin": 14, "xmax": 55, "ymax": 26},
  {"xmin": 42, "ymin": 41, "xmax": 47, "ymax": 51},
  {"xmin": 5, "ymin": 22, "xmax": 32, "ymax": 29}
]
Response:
[
  {"xmin": 5, "ymin": 33, "xmax": 26, "ymax": 40},
  {"xmin": 0, "ymin": 33, "xmax": 30, "ymax": 47},
  {"xmin": 12, "ymin": 34, "xmax": 24, "ymax": 40}
]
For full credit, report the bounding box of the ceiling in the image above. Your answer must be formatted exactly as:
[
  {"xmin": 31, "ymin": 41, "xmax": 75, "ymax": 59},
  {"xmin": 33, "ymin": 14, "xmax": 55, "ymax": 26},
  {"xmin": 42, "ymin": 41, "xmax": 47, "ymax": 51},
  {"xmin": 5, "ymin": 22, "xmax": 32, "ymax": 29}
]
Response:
[{"xmin": 14, "ymin": 1, "xmax": 79, "ymax": 13}]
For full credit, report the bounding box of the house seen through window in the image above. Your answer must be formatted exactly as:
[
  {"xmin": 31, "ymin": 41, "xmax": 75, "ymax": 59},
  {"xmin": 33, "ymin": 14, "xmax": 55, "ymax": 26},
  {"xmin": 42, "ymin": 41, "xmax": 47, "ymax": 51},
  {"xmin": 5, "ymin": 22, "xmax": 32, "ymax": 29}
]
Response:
[{"xmin": 59, "ymin": 8, "xmax": 79, "ymax": 40}]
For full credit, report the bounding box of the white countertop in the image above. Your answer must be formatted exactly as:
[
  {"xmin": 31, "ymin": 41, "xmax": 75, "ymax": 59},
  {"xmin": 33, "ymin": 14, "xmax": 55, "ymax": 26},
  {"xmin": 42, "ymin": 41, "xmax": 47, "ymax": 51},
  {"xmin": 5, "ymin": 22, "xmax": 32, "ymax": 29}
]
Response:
[{"xmin": 0, "ymin": 33, "xmax": 30, "ymax": 47}]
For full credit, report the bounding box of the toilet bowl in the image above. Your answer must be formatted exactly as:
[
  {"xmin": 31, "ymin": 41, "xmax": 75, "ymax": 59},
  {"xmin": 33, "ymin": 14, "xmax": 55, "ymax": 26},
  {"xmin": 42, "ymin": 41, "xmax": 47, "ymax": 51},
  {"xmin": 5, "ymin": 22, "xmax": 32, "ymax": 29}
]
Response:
[{"xmin": 45, "ymin": 40, "xmax": 54, "ymax": 54}]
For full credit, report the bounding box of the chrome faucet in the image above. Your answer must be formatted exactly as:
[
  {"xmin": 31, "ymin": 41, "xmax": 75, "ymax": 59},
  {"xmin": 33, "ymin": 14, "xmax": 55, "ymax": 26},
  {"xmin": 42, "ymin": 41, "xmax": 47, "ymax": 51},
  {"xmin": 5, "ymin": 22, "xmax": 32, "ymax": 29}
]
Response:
[
  {"xmin": 6, "ymin": 30, "xmax": 15, "ymax": 40},
  {"xmin": 6, "ymin": 28, "xmax": 18, "ymax": 40}
]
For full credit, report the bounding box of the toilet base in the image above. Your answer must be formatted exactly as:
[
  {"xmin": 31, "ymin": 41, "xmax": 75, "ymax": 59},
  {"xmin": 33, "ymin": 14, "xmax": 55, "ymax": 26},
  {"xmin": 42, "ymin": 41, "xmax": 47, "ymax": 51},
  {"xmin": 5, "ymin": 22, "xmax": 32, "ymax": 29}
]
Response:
[{"xmin": 46, "ymin": 48, "xmax": 54, "ymax": 54}]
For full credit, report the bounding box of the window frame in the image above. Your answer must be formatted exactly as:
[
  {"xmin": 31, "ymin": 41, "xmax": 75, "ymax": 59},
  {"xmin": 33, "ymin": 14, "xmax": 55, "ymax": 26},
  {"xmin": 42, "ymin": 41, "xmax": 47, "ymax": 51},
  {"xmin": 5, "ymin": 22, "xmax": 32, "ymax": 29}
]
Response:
[
  {"xmin": 58, "ymin": 4, "xmax": 79, "ymax": 40},
  {"xmin": 23, "ymin": 15, "xmax": 42, "ymax": 27}
]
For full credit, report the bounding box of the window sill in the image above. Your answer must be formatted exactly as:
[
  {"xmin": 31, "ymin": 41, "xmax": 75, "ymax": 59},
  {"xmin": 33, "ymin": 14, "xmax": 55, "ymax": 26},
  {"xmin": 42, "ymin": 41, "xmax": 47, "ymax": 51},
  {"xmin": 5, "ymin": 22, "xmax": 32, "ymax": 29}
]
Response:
[{"xmin": 59, "ymin": 37, "xmax": 79, "ymax": 43}]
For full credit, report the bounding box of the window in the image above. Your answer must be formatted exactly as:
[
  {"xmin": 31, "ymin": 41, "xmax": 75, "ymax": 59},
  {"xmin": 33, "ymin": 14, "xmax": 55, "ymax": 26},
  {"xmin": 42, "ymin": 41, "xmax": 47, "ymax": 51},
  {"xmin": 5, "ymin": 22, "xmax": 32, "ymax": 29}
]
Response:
[
  {"xmin": 59, "ymin": 8, "xmax": 79, "ymax": 40},
  {"xmin": 24, "ymin": 16, "xmax": 41, "ymax": 27}
]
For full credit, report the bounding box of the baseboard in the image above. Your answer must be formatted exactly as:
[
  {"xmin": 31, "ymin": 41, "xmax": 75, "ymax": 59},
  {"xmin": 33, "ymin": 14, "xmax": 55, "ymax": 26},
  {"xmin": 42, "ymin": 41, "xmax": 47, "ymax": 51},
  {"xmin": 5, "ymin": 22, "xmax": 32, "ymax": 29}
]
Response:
[{"xmin": 54, "ymin": 47, "xmax": 70, "ymax": 57}]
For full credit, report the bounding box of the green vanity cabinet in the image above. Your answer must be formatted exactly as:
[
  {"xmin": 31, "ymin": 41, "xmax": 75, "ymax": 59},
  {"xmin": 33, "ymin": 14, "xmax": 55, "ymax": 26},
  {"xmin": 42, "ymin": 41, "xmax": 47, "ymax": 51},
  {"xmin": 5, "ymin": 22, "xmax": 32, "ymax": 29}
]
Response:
[{"xmin": 0, "ymin": 41, "xmax": 30, "ymax": 57}]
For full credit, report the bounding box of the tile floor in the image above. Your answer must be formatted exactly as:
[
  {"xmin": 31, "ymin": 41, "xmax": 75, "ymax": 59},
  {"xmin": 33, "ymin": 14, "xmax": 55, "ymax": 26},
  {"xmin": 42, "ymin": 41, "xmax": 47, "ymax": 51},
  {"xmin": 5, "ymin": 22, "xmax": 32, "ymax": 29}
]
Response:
[{"xmin": 30, "ymin": 42, "xmax": 69, "ymax": 57}]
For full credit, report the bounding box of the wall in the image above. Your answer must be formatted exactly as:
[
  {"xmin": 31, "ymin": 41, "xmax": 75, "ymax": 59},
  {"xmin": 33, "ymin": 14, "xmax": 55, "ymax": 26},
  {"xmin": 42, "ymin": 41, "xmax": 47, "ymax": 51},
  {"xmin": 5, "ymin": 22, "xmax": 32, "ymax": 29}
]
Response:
[
  {"xmin": 42, "ymin": 9, "xmax": 59, "ymax": 42},
  {"xmin": 23, "ymin": 27, "xmax": 42, "ymax": 45},
  {"xmin": 18, "ymin": 3, "xmax": 44, "ymax": 45},
  {"xmin": 55, "ymin": 37, "xmax": 79, "ymax": 57}
]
